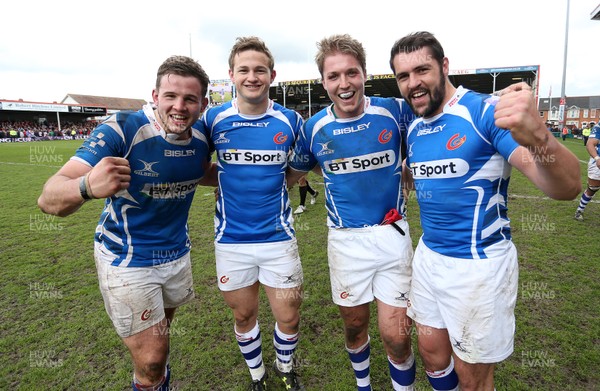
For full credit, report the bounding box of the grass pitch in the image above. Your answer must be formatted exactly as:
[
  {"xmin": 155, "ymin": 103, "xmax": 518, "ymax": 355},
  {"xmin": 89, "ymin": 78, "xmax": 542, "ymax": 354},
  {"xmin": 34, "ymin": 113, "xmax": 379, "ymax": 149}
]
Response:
[{"xmin": 0, "ymin": 137, "xmax": 597, "ymax": 390}]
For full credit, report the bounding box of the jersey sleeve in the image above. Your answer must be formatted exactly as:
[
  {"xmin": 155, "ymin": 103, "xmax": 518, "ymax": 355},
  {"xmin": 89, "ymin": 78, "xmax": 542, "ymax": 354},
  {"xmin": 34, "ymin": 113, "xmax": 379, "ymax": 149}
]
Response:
[
  {"xmin": 288, "ymin": 121, "xmax": 317, "ymax": 172},
  {"xmin": 72, "ymin": 115, "xmax": 127, "ymax": 167},
  {"xmin": 395, "ymin": 98, "xmax": 415, "ymax": 162},
  {"xmin": 193, "ymin": 118, "xmax": 214, "ymax": 158},
  {"xmin": 478, "ymin": 96, "xmax": 520, "ymax": 160}
]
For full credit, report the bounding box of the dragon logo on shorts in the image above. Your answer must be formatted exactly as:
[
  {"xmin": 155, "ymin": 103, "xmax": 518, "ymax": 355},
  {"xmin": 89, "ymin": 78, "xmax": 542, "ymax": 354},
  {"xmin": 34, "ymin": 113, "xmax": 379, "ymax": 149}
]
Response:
[
  {"xmin": 141, "ymin": 309, "xmax": 152, "ymax": 321},
  {"xmin": 220, "ymin": 275, "xmax": 229, "ymax": 284}
]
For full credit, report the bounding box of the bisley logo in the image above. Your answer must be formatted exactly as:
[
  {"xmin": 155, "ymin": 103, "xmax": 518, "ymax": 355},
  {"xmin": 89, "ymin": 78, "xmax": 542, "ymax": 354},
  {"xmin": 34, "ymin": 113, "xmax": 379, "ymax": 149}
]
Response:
[
  {"xmin": 332, "ymin": 122, "xmax": 371, "ymax": 136},
  {"xmin": 164, "ymin": 149, "xmax": 196, "ymax": 157},
  {"xmin": 417, "ymin": 124, "xmax": 446, "ymax": 136},
  {"xmin": 232, "ymin": 121, "xmax": 269, "ymax": 128}
]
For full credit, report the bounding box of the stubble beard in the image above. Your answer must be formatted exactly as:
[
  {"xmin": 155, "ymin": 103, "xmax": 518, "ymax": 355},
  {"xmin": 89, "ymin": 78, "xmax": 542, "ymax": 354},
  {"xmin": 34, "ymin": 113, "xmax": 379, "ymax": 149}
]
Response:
[{"xmin": 408, "ymin": 70, "xmax": 446, "ymax": 118}]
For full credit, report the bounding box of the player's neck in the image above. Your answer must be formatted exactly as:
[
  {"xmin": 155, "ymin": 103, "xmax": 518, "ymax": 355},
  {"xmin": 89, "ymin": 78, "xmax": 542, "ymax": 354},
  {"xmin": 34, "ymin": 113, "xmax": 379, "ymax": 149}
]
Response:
[{"xmin": 428, "ymin": 82, "xmax": 457, "ymax": 118}]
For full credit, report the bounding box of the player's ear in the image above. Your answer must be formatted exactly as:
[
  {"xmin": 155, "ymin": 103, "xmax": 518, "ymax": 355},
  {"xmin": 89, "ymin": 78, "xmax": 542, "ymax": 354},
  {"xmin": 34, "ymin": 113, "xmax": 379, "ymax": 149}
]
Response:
[{"xmin": 442, "ymin": 57, "xmax": 450, "ymax": 77}]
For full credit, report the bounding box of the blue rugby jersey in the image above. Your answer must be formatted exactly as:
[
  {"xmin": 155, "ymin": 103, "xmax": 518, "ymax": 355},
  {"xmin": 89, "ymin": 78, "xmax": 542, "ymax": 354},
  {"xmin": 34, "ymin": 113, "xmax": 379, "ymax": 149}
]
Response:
[
  {"xmin": 590, "ymin": 123, "xmax": 600, "ymax": 155},
  {"xmin": 289, "ymin": 96, "xmax": 414, "ymax": 228},
  {"xmin": 203, "ymin": 99, "xmax": 303, "ymax": 243},
  {"xmin": 72, "ymin": 106, "xmax": 211, "ymax": 267},
  {"xmin": 406, "ymin": 86, "xmax": 520, "ymax": 259}
]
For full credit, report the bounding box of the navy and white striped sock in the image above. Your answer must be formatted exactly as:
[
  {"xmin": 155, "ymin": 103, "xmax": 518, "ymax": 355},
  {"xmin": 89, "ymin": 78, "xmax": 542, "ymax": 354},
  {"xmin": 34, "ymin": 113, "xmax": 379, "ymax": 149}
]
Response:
[
  {"xmin": 388, "ymin": 352, "xmax": 416, "ymax": 390},
  {"xmin": 235, "ymin": 322, "xmax": 265, "ymax": 381},
  {"xmin": 273, "ymin": 322, "xmax": 299, "ymax": 373},
  {"xmin": 577, "ymin": 192, "xmax": 592, "ymax": 212},
  {"xmin": 426, "ymin": 356, "xmax": 459, "ymax": 391},
  {"xmin": 346, "ymin": 336, "xmax": 371, "ymax": 391}
]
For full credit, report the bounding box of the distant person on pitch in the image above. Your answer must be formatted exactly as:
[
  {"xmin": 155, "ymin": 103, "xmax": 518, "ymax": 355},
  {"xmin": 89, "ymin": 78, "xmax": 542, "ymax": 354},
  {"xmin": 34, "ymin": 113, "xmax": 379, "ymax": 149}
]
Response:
[
  {"xmin": 294, "ymin": 174, "xmax": 319, "ymax": 214},
  {"xmin": 574, "ymin": 121, "xmax": 600, "ymax": 221}
]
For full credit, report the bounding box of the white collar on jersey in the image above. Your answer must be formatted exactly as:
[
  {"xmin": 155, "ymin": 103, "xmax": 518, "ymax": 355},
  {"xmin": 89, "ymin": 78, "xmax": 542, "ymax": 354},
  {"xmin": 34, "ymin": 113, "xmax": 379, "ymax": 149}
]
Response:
[{"xmin": 142, "ymin": 103, "xmax": 191, "ymax": 142}]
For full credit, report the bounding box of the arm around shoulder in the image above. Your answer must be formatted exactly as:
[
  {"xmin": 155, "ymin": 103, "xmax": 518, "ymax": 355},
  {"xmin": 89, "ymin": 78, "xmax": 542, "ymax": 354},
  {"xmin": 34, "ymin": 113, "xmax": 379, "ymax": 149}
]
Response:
[{"xmin": 198, "ymin": 161, "xmax": 218, "ymax": 187}]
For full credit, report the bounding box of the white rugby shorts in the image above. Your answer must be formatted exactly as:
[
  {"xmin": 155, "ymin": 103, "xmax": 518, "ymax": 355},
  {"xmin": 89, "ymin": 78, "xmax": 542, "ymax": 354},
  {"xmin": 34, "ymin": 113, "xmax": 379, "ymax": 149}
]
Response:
[
  {"xmin": 587, "ymin": 157, "xmax": 600, "ymax": 181},
  {"xmin": 94, "ymin": 242, "xmax": 195, "ymax": 338},
  {"xmin": 327, "ymin": 221, "xmax": 413, "ymax": 307},
  {"xmin": 408, "ymin": 238, "xmax": 518, "ymax": 364},
  {"xmin": 215, "ymin": 238, "xmax": 303, "ymax": 291}
]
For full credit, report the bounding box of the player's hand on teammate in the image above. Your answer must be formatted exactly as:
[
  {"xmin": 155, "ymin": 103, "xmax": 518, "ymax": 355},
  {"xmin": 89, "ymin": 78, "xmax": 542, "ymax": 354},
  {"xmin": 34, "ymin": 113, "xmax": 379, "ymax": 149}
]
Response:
[
  {"xmin": 494, "ymin": 82, "xmax": 549, "ymax": 149},
  {"xmin": 87, "ymin": 157, "xmax": 131, "ymax": 198}
]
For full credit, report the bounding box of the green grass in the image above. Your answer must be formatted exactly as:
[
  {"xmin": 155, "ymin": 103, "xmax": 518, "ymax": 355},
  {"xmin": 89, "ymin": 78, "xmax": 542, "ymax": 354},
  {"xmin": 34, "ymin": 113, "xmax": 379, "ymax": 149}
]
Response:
[{"xmin": 0, "ymin": 137, "xmax": 598, "ymax": 390}]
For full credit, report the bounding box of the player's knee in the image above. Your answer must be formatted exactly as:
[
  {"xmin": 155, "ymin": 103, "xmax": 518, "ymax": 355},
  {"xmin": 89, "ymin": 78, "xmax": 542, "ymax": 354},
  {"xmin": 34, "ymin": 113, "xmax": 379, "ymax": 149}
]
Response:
[
  {"xmin": 275, "ymin": 310, "xmax": 300, "ymax": 331},
  {"xmin": 453, "ymin": 360, "xmax": 494, "ymax": 391},
  {"xmin": 381, "ymin": 333, "xmax": 412, "ymax": 362},
  {"xmin": 344, "ymin": 322, "xmax": 369, "ymax": 345},
  {"xmin": 233, "ymin": 314, "xmax": 257, "ymax": 330},
  {"xmin": 456, "ymin": 374, "xmax": 492, "ymax": 391},
  {"xmin": 231, "ymin": 305, "xmax": 259, "ymax": 328},
  {"xmin": 139, "ymin": 360, "xmax": 168, "ymax": 383},
  {"xmin": 133, "ymin": 359, "xmax": 168, "ymax": 389},
  {"xmin": 417, "ymin": 341, "xmax": 450, "ymax": 370}
]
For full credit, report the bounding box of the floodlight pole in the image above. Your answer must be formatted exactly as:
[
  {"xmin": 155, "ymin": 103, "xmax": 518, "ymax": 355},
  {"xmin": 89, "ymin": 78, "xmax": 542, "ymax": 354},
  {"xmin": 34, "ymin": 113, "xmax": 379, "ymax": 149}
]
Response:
[
  {"xmin": 282, "ymin": 84, "xmax": 286, "ymax": 108},
  {"xmin": 558, "ymin": 0, "xmax": 570, "ymax": 132},
  {"xmin": 307, "ymin": 81, "xmax": 311, "ymax": 118}
]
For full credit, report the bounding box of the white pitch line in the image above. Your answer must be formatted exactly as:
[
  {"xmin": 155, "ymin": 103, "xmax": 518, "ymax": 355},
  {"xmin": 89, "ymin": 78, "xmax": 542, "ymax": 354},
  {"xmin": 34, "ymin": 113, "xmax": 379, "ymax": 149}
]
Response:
[
  {"xmin": 0, "ymin": 161, "xmax": 62, "ymax": 168},
  {"xmin": 508, "ymin": 194, "xmax": 599, "ymax": 204}
]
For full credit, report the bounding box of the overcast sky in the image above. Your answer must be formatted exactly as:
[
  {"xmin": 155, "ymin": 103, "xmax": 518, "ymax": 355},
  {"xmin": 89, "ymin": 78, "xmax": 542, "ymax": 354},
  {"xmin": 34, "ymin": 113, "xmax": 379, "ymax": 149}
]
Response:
[{"xmin": 1, "ymin": 0, "xmax": 599, "ymax": 104}]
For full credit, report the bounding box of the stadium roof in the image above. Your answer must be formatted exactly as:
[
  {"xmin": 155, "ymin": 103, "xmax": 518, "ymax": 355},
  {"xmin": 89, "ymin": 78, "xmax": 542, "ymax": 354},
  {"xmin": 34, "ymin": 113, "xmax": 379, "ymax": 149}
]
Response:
[
  {"xmin": 270, "ymin": 65, "xmax": 540, "ymax": 108},
  {"xmin": 592, "ymin": 3, "xmax": 600, "ymax": 20},
  {"xmin": 61, "ymin": 94, "xmax": 146, "ymax": 111}
]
